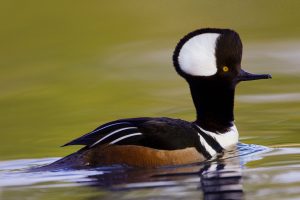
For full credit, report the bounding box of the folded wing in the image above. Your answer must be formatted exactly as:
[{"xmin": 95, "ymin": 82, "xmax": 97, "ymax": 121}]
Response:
[{"xmin": 62, "ymin": 117, "xmax": 200, "ymax": 151}]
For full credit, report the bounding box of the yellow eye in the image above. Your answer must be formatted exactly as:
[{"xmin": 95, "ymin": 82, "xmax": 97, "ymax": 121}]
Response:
[{"xmin": 223, "ymin": 66, "xmax": 229, "ymax": 72}]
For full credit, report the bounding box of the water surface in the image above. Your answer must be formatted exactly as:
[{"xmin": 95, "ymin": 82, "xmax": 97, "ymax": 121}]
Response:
[
  {"xmin": 1, "ymin": 37, "xmax": 300, "ymax": 200},
  {"xmin": 1, "ymin": 144, "xmax": 300, "ymax": 200}
]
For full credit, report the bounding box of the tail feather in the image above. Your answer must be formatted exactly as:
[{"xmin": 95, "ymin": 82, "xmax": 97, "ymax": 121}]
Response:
[{"xmin": 29, "ymin": 150, "xmax": 89, "ymax": 172}]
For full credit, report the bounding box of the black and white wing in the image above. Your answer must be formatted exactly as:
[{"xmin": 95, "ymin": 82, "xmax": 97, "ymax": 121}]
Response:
[
  {"xmin": 62, "ymin": 118, "xmax": 149, "ymax": 148},
  {"xmin": 62, "ymin": 117, "xmax": 200, "ymax": 151}
]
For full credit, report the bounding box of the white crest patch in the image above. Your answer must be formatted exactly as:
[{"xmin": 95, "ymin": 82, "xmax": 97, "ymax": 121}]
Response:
[{"xmin": 178, "ymin": 33, "xmax": 220, "ymax": 76}]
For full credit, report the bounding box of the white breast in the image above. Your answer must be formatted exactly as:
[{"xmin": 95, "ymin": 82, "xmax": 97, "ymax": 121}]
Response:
[
  {"xmin": 196, "ymin": 124, "xmax": 239, "ymax": 157},
  {"xmin": 197, "ymin": 125, "xmax": 239, "ymax": 149}
]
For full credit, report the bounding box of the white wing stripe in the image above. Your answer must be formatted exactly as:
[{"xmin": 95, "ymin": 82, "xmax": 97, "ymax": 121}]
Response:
[
  {"xmin": 90, "ymin": 127, "xmax": 137, "ymax": 147},
  {"xmin": 89, "ymin": 122, "xmax": 131, "ymax": 135},
  {"xmin": 109, "ymin": 133, "xmax": 142, "ymax": 145}
]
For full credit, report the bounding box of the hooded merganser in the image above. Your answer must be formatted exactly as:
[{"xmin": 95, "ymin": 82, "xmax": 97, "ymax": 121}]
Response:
[{"xmin": 53, "ymin": 28, "xmax": 271, "ymax": 168}]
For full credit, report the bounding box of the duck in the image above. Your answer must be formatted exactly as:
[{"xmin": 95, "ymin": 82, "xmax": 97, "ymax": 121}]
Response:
[{"xmin": 46, "ymin": 28, "xmax": 271, "ymax": 169}]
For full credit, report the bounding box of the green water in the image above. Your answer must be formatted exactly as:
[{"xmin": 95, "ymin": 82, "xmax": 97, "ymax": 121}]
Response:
[{"xmin": 1, "ymin": 1, "xmax": 300, "ymax": 199}]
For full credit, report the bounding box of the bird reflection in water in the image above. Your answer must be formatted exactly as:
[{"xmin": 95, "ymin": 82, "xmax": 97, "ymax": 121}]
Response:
[{"xmin": 200, "ymin": 161, "xmax": 243, "ymax": 200}]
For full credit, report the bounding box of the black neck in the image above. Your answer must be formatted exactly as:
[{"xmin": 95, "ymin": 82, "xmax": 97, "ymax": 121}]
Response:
[{"xmin": 188, "ymin": 79, "xmax": 235, "ymax": 133}]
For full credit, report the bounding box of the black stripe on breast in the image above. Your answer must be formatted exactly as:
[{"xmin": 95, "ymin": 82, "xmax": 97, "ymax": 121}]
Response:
[
  {"xmin": 196, "ymin": 141, "xmax": 213, "ymax": 159},
  {"xmin": 193, "ymin": 124, "xmax": 224, "ymax": 153}
]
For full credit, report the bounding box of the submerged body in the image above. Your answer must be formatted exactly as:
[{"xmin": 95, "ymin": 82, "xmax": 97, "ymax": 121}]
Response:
[{"xmin": 42, "ymin": 28, "xmax": 271, "ymax": 169}]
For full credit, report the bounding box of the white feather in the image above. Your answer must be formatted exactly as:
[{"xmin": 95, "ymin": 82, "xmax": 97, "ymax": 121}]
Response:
[
  {"xmin": 109, "ymin": 133, "xmax": 142, "ymax": 144},
  {"xmin": 178, "ymin": 33, "xmax": 220, "ymax": 76},
  {"xmin": 88, "ymin": 122, "xmax": 131, "ymax": 135},
  {"xmin": 197, "ymin": 133, "xmax": 217, "ymax": 157},
  {"xmin": 90, "ymin": 127, "xmax": 137, "ymax": 147},
  {"xmin": 196, "ymin": 125, "xmax": 239, "ymax": 149}
]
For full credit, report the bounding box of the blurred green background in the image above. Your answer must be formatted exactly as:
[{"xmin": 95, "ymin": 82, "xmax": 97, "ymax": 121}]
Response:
[{"xmin": 1, "ymin": 0, "xmax": 300, "ymax": 160}]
